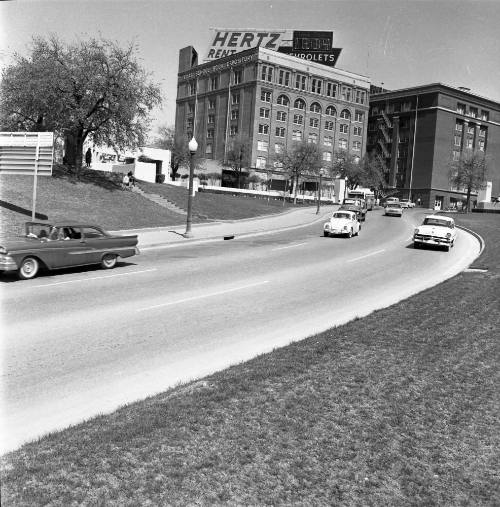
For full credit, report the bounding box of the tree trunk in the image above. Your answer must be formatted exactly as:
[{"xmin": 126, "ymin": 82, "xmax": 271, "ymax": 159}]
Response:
[
  {"xmin": 64, "ymin": 131, "xmax": 85, "ymax": 177},
  {"xmin": 466, "ymin": 187, "xmax": 472, "ymax": 212}
]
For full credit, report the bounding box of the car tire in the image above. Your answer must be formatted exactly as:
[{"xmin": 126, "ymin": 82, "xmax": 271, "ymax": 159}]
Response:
[
  {"xmin": 324, "ymin": 231, "xmax": 329, "ymax": 237},
  {"xmin": 101, "ymin": 254, "xmax": 118, "ymax": 269},
  {"xmin": 444, "ymin": 245, "xmax": 450, "ymax": 252},
  {"xmin": 19, "ymin": 256, "xmax": 40, "ymax": 280},
  {"xmin": 414, "ymin": 242, "xmax": 419, "ymax": 249}
]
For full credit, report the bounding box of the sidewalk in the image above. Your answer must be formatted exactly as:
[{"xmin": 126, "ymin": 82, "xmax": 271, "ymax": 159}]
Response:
[{"xmin": 113, "ymin": 205, "xmax": 337, "ymax": 249}]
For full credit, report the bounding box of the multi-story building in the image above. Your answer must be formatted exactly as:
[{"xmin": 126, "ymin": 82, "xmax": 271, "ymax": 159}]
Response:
[
  {"xmin": 367, "ymin": 83, "xmax": 500, "ymax": 209},
  {"xmin": 175, "ymin": 45, "xmax": 370, "ymax": 189}
]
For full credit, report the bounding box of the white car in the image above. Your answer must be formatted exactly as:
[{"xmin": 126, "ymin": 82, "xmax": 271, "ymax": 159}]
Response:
[
  {"xmin": 413, "ymin": 215, "xmax": 457, "ymax": 251},
  {"xmin": 324, "ymin": 210, "xmax": 361, "ymax": 238},
  {"xmin": 384, "ymin": 202, "xmax": 403, "ymax": 217},
  {"xmin": 400, "ymin": 198, "xmax": 415, "ymax": 208}
]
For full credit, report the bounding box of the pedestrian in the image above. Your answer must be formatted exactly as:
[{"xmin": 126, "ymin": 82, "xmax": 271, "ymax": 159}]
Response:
[
  {"xmin": 122, "ymin": 172, "xmax": 130, "ymax": 190},
  {"xmin": 85, "ymin": 148, "xmax": 92, "ymax": 168},
  {"xmin": 128, "ymin": 171, "xmax": 135, "ymax": 187}
]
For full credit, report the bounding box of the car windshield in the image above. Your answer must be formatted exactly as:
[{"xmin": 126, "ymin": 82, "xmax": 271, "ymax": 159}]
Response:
[
  {"xmin": 333, "ymin": 213, "xmax": 352, "ymax": 219},
  {"xmin": 423, "ymin": 218, "xmax": 452, "ymax": 228}
]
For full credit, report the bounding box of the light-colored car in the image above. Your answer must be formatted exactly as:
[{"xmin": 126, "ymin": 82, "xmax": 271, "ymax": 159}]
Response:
[
  {"xmin": 324, "ymin": 210, "xmax": 361, "ymax": 238},
  {"xmin": 384, "ymin": 202, "xmax": 403, "ymax": 217},
  {"xmin": 413, "ymin": 215, "xmax": 457, "ymax": 251},
  {"xmin": 400, "ymin": 198, "xmax": 415, "ymax": 208},
  {"xmin": 385, "ymin": 197, "xmax": 400, "ymax": 204}
]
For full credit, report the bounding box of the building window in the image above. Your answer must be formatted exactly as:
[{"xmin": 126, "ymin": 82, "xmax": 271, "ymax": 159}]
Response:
[
  {"xmin": 310, "ymin": 117, "xmax": 319, "ymax": 128},
  {"xmin": 277, "ymin": 94, "xmax": 289, "ymax": 106},
  {"xmin": 466, "ymin": 138, "xmax": 473, "ymax": 149},
  {"xmin": 311, "ymin": 78, "xmax": 322, "ymax": 94},
  {"xmin": 188, "ymin": 81, "xmax": 197, "ymax": 95},
  {"xmin": 456, "ymin": 103, "xmax": 466, "ymax": 115},
  {"xmin": 231, "ymin": 110, "xmax": 239, "ymax": 120},
  {"xmin": 467, "ymin": 125, "xmax": 475, "ymax": 135},
  {"xmin": 481, "ymin": 110, "xmax": 489, "ymax": 121},
  {"xmin": 355, "ymin": 90, "xmax": 366, "ymax": 104},
  {"xmin": 339, "ymin": 123, "xmax": 348, "ymax": 134},
  {"xmin": 454, "ymin": 135, "xmax": 461, "ymax": 147},
  {"xmin": 188, "ymin": 103, "xmax": 195, "ymax": 114},
  {"xmin": 232, "ymin": 93, "xmax": 240, "ymax": 105},
  {"xmin": 207, "ymin": 129, "xmax": 214, "ymax": 139},
  {"xmin": 258, "ymin": 124, "xmax": 269, "ymax": 134},
  {"xmin": 186, "ymin": 118, "xmax": 193, "ymax": 130},
  {"xmin": 326, "ymin": 82, "xmax": 337, "ymax": 98},
  {"xmin": 325, "ymin": 120, "xmax": 334, "ymax": 131},
  {"xmin": 323, "ymin": 151, "xmax": 332, "ymax": 162},
  {"xmin": 258, "ymin": 140, "xmax": 268, "ymax": 151},
  {"xmin": 275, "ymin": 127, "xmax": 286, "ymax": 138},
  {"xmin": 208, "ymin": 114, "xmax": 215, "ymax": 124},
  {"xmin": 455, "ymin": 121, "xmax": 463, "ymax": 132},
  {"xmin": 308, "ymin": 133, "xmax": 318, "ymax": 144},
  {"xmin": 468, "ymin": 107, "xmax": 478, "ymax": 118},
  {"xmin": 478, "ymin": 139, "xmax": 485, "ymax": 151},
  {"xmin": 275, "ymin": 143, "xmax": 284, "ymax": 154},
  {"xmin": 338, "ymin": 138, "xmax": 347, "ymax": 149},
  {"xmin": 479, "ymin": 126, "xmax": 487, "ymax": 137},
  {"xmin": 277, "ymin": 111, "xmax": 287, "ymax": 122},
  {"xmin": 310, "ymin": 102, "xmax": 321, "ymax": 113},
  {"xmin": 353, "ymin": 126, "xmax": 362, "ymax": 136},
  {"xmin": 278, "ymin": 70, "xmax": 290, "ymax": 86},
  {"xmin": 261, "ymin": 65, "xmax": 273, "ymax": 82},
  {"xmin": 208, "ymin": 99, "xmax": 216, "ymax": 109},
  {"xmin": 353, "ymin": 141, "xmax": 361, "ymax": 151},
  {"xmin": 206, "ymin": 143, "xmax": 213, "ymax": 154},
  {"xmin": 452, "ymin": 150, "xmax": 460, "ymax": 161},
  {"xmin": 210, "ymin": 76, "xmax": 218, "ymax": 91},
  {"xmin": 233, "ymin": 70, "xmax": 242, "ymax": 85},
  {"xmin": 260, "ymin": 107, "xmax": 270, "ymax": 118},
  {"xmin": 295, "ymin": 74, "xmax": 307, "ymax": 90},
  {"xmin": 230, "ymin": 125, "xmax": 238, "ymax": 136},
  {"xmin": 355, "ymin": 111, "xmax": 364, "ymax": 122},
  {"xmin": 294, "ymin": 98, "xmax": 306, "ymax": 110},
  {"xmin": 256, "ymin": 156, "xmax": 267, "ymax": 169},
  {"xmin": 340, "ymin": 109, "xmax": 351, "ymax": 120},
  {"xmin": 293, "ymin": 130, "xmax": 303, "ymax": 141},
  {"xmin": 293, "ymin": 114, "xmax": 303, "ymax": 125},
  {"xmin": 261, "ymin": 90, "xmax": 272, "ymax": 102},
  {"xmin": 341, "ymin": 86, "xmax": 351, "ymax": 102},
  {"xmin": 326, "ymin": 105, "xmax": 336, "ymax": 116},
  {"xmin": 324, "ymin": 136, "xmax": 333, "ymax": 147}
]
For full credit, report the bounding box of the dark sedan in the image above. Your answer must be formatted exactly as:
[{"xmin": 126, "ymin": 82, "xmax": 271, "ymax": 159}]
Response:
[{"xmin": 0, "ymin": 221, "xmax": 139, "ymax": 279}]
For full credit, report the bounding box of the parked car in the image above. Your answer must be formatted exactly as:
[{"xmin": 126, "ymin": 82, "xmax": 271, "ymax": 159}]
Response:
[
  {"xmin": 384, "ymin": 197, "xmax": 400, "ymax": 205},
  {"xmin": 413, "ymin": 215, "xmax": 457, "ymax": 251},
  {"xmin": 384, "ymin": 202, "xmax": 404, "ymax": 217},
  {"xmin": 399, "ymin": 198, "xmax": 415, "ymax": 208},
  {"xmin": 0, "ymin": 221, "xmax": 139, "ymax": 280},
  {"xmin": 339, "ymin": 198, "xmax": 367, "ymax": 221},
  {"xmin": 324, "ymin": 210, "xmax": 361, "ymax": 238}
]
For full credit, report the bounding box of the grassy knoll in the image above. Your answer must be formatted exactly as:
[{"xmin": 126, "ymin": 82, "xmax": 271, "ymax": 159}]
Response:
[
  {"xmin": 0, "ymin": 166, "xmax": 296, "ymax": 239},
  {"xmin": 1, "ymin": 213, "xmax": 499, "ymax": 505}
]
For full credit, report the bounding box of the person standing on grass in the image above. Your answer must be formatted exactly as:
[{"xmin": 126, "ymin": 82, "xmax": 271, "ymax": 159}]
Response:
[
  {"xmin": 122, "ymin": 172, "xmax": 130, "ymax": 190},
  {"xmin": 85, "ymin": 148, "xmax": 92, "ymax": 168}
]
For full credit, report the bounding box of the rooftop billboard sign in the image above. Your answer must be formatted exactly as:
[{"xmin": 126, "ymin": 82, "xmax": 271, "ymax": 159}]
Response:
[{"xmin": 204, "ymin": 28, "xmax": 342, "ymax": 67}]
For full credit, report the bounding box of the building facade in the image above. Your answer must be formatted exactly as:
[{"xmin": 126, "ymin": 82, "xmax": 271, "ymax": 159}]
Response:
[
  {"xmin": 175, "ymin": 45, "xmax": 370, "ymax": 189},
  {"xmin": 367, "ymin": 84, "xmax": 500, "ymax": 209}
]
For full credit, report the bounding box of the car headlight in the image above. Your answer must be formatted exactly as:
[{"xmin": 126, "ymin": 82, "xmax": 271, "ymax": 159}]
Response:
[
  {"xmin": 343, "ymin": 225, "xmax": 348, "ymax": 230},
  {"xmin": 446, "ymin": 232, "xmax": 451, "ymax": 238},
  {"xmin": 0, "ymin": 246, "xmax": 6, "ymax": 254}
]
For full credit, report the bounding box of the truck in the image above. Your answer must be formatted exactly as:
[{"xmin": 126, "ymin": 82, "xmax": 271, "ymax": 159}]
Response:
[{"xmin": 347, "ymin": 189, "xmax": 376, "ymax": 211}]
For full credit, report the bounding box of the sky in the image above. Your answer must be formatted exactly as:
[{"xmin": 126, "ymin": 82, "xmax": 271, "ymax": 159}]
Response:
[{"xmin": 1, "ymin": 0, "xmax": 500, "ymax": 138}]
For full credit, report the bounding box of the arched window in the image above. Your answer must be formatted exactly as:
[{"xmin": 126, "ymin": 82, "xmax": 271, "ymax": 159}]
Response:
[
  {"xmin": 310, "ymin": 102, "xmax": 321, "ymax": 113},
  {"xmin": 326, "ymin": 105, "xmax": 337, "ymax": 117},
  {"xmin": 340, "ymin": 109, "xmax": 351, "ymax": 120},
  {"xmin": 294, "ymin": 98, "xmax": 306, "ymax": 110},
  {"xmin": 277, "ymin": 94, "xmax": 289, "ymax": 106}
]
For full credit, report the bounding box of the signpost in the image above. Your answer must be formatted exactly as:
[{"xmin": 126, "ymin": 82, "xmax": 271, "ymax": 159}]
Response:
[{"xmin": 0, "ymin": 132, "xmax": 55, "ymax": 219}]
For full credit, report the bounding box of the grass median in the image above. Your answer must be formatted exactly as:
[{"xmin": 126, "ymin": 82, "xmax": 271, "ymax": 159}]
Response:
[{"xmin": 1, "ymin": 205, "xmax": 499, "ymax": 504}]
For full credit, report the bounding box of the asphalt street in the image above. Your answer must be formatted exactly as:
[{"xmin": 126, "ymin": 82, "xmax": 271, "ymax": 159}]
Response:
[{"xmin": 1, "ymin": 208, "xmax": 481, "ymax": 453}]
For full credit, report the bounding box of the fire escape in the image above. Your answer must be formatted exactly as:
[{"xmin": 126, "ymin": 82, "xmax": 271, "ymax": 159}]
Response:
[{"xmin": 377, "ymin": 109, "xmax": 393, "ymax": 181}]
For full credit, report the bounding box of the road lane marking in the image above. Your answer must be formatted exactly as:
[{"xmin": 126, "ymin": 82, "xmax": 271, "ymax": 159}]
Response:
[
  {"xmin": 137, "ymin": 280, "xmax": 270, "ymax": 312},
  {"xmin": 31, "ymin": 269, "xmax": 157, "ymax": 288},
  {"xmin": 272, "ymin": 242, "xmax": 307, "ymax": 251},
  {"xmin": 347, "ymin": 249, "xmax": 386, "ymax": 263}
]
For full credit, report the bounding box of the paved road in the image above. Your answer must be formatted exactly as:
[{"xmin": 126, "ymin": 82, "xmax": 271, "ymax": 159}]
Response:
[{"xmin": 1, "ymin": 208, "xmax": 481, "ymax": 453}]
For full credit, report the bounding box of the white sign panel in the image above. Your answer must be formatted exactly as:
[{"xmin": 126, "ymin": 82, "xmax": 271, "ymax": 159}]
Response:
[
  {"xmin": 204, "ymin": 28, "xmax": 293, "ymax": 61},
  {"xmin": 0, "ymin": 132, "xmax": 54, "ymax": 176}
]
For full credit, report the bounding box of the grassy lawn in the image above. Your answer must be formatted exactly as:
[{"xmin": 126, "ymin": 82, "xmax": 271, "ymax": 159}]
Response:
[
  {"xmin": 0, "ymin": 166, "xmax": 298, "ymax": 239},
  {"xmin": 1, "ymin": 213, "xmax": 499, "ymax": 505}
]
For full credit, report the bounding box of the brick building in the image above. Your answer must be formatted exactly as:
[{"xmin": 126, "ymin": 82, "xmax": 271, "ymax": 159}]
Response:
[
  {"xmin": 367, "ymin": 83, "xmax": 500, "ymax": 209},
  {"xmin": 175, "ymin": 45, "xmax": 370, "ymax": 189}
]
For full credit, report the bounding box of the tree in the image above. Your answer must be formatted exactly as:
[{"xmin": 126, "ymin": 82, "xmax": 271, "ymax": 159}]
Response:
[
  {"xmin": 330, "ymin": 150, "xmax": 363, "ymax": 189},
  {"xmin": 359, "ymin": 152, "xmax": 388, "ymax": 200},
  {"xmin": 152, "ymin": 125, "xmax": 191, "ymax": 181},
  {"xmin": 224, "ymin": 137, "xmax": 251, "ymax": 188},
  {"xmin": 274, "ymin": 141, "xmax": 323, "ymax": 203},
  {"xmin": 448, "ymin": 149, "xmax": 489, "ymax": 211},
  {"xmin": 0, "ymin": 35, "xmax": 162, "ymax": 171}
]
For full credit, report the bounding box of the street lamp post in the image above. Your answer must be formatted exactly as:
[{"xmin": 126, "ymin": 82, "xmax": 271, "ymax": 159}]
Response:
[
  {"xmin": 316, "ymin": 168, "xmax": 324, "ymax": 214},
  {"xmin": 184, "ymin": 137, "xmax": 198, "ymax": 238}
]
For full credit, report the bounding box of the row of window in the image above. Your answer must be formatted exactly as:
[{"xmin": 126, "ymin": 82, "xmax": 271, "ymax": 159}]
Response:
[
  {"xmin": 258, "ymin": 120, "xmax": 362, "ymax": 135},
  {"xmin": 453, "ymin": 136, "xmax": 486, "ymax": 151},
  {"xmin": 257, "ymin": 135, "xmax": 361, "ymax": 150},
  {"xmin": 456, "ymin": 103, "xmax": 489, "ymax": 121},
  {"xmin": 454, "ymin": 120, "xmax": 487, "ymax": 137},
  {"xmin": 260, "ymin": 65, "xmax": 367, "ymax": 104}
]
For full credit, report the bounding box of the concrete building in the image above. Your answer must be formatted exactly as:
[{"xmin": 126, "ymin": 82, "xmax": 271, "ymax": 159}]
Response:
[
  {"xmin": 175, "ymin": 45, "xmax": 370, "ymax": 192},
  {"xmin": 367, "ymin": 83, "xmax": 500, "ymax": 209}
]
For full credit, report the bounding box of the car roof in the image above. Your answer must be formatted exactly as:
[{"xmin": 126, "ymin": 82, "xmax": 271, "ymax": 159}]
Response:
[{"xmin": 424, "ymin": 215, "xmax": 454, "ymax": 222}]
